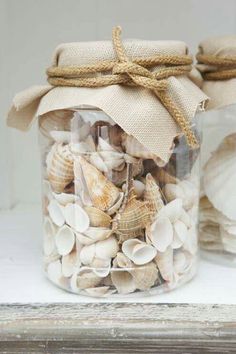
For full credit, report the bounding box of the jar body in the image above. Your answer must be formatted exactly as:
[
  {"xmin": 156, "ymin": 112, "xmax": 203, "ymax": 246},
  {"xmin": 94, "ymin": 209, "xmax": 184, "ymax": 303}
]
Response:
[
  {"xmin": 200, "ymin": 105, "xmax": 236, "ymax": 266},
  {"xmin": 39, "ymin": 108, "xmax": 200, "ymax": 297}
]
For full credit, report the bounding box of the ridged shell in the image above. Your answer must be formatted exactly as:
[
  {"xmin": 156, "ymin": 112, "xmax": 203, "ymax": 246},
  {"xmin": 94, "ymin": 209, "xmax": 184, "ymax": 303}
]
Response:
[
  {"xmin": 78, "ymin": 156, "xmax": 120, "ymax": 211},
  {"xmin": 204, "ymin": 133, "xmax": 236, "ymax": 220},
  {"xmin": 144, "ymin": 173, "xmax": 164, "ymax": 217},
  {"xmin": 111, "ymin": 269, "xmax": 136, "ymax": 294},
  {"xmin": 130, "ymin": 262, "xmax": 159, "ymax": 291},
  {"xmin": 47, "ymin": 143, "xmax": 74, "ymax": 193},
  {"xmin": 84, "ymin": 206, "xmax": 111, "ymax": 228},
  {"xmin": 70, "ymin": 268, "xmax": 101, "ymax": 291}
]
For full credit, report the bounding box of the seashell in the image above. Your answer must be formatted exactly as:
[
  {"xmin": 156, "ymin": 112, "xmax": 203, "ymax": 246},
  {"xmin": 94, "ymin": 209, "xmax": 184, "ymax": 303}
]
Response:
[
  {"xmin": 164, "ymin": 180, "xmax": 197, "ymax": 211},
  {"xmin": 47, "ymin": 199, "xmax": 65, "ymax": 227},
  {"xmin": 111, "ymin": 158, "xmax": 143, "ymax": 186},
  {"xmin": 78, "ymin": 156, "xmax": 121, "ymax": 211},
  {"xmin": 144, "ymin": 173, "xmax": 164, "ymax": 217},
  {"xmin": 147, "ymin": 216, "xmax": 173, "ymax": 252},
  {"xmin": 122, "ymin": 180, "xmax": 145, "ymax": 199},
  {"xmin": 70, "ymin": 268, "xmax": 101, "ymax": 291},
  {"xmin": 204, "ymin": 133, "xmax": 236, "ymax": 220},
  {"xmin": 130, "ymin": 262, "xmax": 159, "ymax": 291},
  {"xmin": 47, "ymin": 143, "xmax": 74, "ymax": 193},
  {"xmin": 55, "ymin": 225, "xmax": 75, "ymax": 256},
  {"xmin": 76, "ymin": 227, "xmax": 113, "ymax": 245},
  {"xmin": 89, "ymin": 152, "xmax": 108, "ymax": 173},
  {"xmin": 183, "ymin": 226, "xmax": 198, "ymax": 255},
  {"xmin": 52, "ymin": 192, "xmax": 76, "ymax": 206},
  {"xmin": 73, "ymin": 158, "xmax": 93, "ymax": 206},
  {"xmin": 44, "ymin": 251, "xmax": 61, "ymax": 267},
  {"xmin": 115, "ymin": 252, "xmax": 133, "ymax": 268},
  {"xmin": 157, "ymin": 198, "xmax": 183, "ymax": 223},
  {"xmin": 64, "ymin": 203, "xmax": 90, "ymax": 233},
  {"xmin": 50, "ymin": 130, "xmax": 72, "ymax": 144},
  {"xmin": 47, "ymin": 259, "xmax": 63, "ymax": 284},
  {"xmin": 85, "ymin": 286, "xmax": 114, "ymax": 297},
  {"xmin": 113, "ymin": 165, "xmax": 152, "ymax": 241},
  {"xmin": 61, "ymin": 250, "xmax": 80, "ymax": 277},
  {"xmin": 154, "ymin": 168, "xmax": 177, "ymax": 185},
  {"xmin": 90, "ymin": 257, "xmax": 111, "ymax": 277},
  {"xmin": 179, "ymin": 208, "xmax": 192, "ymax": 228},
  {"xmin": 122, "ymin": 239, "xmax": 157, "ymax": 265},
  {"xmin": 155, "ymin": 247, "xmax": 174, "ymax": 282},
  {"xmin": 70, "ymin": 113, "xmax": 91, "ymax": 143},
  {"xmin": 39, "ymin": 110, "xmax": 73, "ymax": 139},
  {"xmin": 107, "ymin": 192, "xmax": 124, "ymax": 216},
  {"xmin": 80, "ymin": 236, "xmax": 119, "ymax": 265},
  {"xmin": 43, "ymin": 217, "xmax": 57, "ymax": 256},
  {"xmin": 171, "ymin": 220, "xmax": 188, "ymax": 249},
  {"xmin": 110, "ymin": 268, "xmax": 136, "ymax": 294},
  {"xmin": 121, "ymin": 133, "xmax": 157, "ymax": 160},
  {"xmin": 84, "ymin": 206, "xmax": 111, "ymax": 228}
]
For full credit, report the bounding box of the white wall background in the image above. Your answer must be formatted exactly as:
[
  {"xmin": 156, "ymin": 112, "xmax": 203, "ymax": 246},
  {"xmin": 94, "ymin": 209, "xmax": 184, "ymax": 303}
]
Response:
[{"xmin": 1, "ymin": 0, "xmax": 236, "ymax": 209}]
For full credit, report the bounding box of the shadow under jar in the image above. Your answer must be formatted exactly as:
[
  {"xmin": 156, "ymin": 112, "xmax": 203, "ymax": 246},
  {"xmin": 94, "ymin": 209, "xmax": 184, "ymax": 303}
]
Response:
[{"xmin": 40, "ymin": 108, "xmax": 200, "ymax": 298}]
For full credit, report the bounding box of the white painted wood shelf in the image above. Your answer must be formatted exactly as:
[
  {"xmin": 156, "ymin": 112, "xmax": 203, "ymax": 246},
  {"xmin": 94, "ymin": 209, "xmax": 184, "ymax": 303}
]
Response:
[{"xmin": 1, "ymin": 205, "xmax": 236, "ymax": 353}]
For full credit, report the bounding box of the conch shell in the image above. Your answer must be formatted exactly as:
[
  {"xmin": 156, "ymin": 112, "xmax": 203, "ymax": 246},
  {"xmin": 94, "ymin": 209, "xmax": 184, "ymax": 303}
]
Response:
[
  {"xmin": 113, "ymin": 164, "xmax": 152, "ymax": 241},
  {"xmin": 47, "ymin": 143, "xmax": 74, "ymax": 193},
  {"xmin": 78, "ymin": 156, "xmax": 121, "ymax": 211},
  {"xmin": 144, "ymin": 173, "xmax": 164, "ymax": 217}
]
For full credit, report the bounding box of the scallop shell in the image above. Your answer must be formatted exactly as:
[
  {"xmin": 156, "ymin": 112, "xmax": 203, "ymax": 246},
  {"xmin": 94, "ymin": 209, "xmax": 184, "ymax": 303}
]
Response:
[
  {"xmin": 84, "ymin": 206, "xmax": 111, "ymax": 227},
  {"xmin": 204, "ymin": 133, "xmax": 236, "ymax": 220},
  {"xmin": 43, "ymin": 217, "xmax": 57, "ymax": 256},
  {"xmin": 122, "ymin": 239, "xmax": 157, "ymax": 265},
  {"xmin": 39, "ymin": 110, "xmax": 73, "ymax": 138},
  {"xmin": 130, "ymin": 262, "xmax": 159, "ymax": 291},
  {"xmin": 144, "ymin": 173, "xmax": 164, "ymax": 217},
  {"xmin": 113, "ymin": 164, "xmax": 152, "ymax": 241},
  {"xmin": 47, "ymin": 143, "xmax": 74, "ymax": 193},
  {"xmin": 70, "ymin": 268, "xmax": 101, "ymax": 291},
  {"xmin": 55, "ymin": 225, "xmax": 75, "ymax": 256},
  {"xmin": 76, "ymin": 227, "xmax": 113, "ymax": 245},
  {"xmin": 78, "ymin": 156, "xmax": 120, "ymax": 211},
  {"xmin": 47, "ymin": 199, "xmax": 65, "ymax": 227},
  {"xmin": 64, "ymin": 203, "xmax": 90, "ymax": 233}
]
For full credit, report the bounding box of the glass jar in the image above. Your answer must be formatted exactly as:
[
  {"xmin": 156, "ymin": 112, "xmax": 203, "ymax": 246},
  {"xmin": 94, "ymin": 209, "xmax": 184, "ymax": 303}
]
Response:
[
  {"xmin": 200, "ymin": 104, "xmax": 236, "ymax": 267},
  {"xmin": 39, "ymin": 107, "xmax": 200, "ymax": 297}
]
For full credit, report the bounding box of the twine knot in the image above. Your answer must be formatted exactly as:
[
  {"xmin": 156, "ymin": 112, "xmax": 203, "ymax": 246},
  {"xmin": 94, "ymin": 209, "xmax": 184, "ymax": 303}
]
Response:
[{"xmin": 47, "ymin": 26, "xmax": 198, "ymax": 148}]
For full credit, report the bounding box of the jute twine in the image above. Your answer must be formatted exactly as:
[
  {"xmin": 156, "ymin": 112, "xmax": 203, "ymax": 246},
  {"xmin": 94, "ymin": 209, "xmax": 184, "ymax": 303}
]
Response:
[
  {"xmin": 47, "ymin": 26, "xmax": 198, "ymax": 148},
  {"xmin": 197, "ymin": 53, "xmax": 236, "ymax": 80}
]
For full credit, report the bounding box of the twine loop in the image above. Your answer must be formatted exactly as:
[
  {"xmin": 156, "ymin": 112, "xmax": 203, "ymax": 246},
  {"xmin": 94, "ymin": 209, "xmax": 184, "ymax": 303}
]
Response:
[
  {"xmin": 47, "ymin": 26, "xmax": 198, "ymax": 148},
  {"xmin": 197, "ymin": 53, "xmax": 236, "ymax": 80}
]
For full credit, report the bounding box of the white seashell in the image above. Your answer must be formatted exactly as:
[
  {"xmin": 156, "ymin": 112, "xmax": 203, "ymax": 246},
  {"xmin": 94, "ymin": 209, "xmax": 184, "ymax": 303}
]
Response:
[
  {"xmin": 64, "ymin": 203, "xmax": 90, "ymax": 233},
  {"xmin": 47, "ymin": 199, "xmax": 65, "ymax": 227},
  {"xmin": 90, "ymin": 152, "xmax": 108, "ymax": 173},
  {"xmin": 204, "ymin": 133, "xmax": 236, "ymax": 220},
  {"xmin": 50, "ymin": 130, "xmax": 72, "ymax": 143},
  {"xmin": 70, "ymin": 268, "xmax": 101, "ymax": 291},
  {"xmin": 179, "ymin": 208, "xmax": 192, "ymax": 228},
  {"xmin": 122, "ymin": 180, "xmax": 145, "ymax": 198},
  {"xmin": 90, "ymin": 257, "xmax": 111, "ymax": 277},
  {"xmin": 47, "ymin": 260, "xmax": 62, "ymax": 284},
  {"xmin": 183, "ymin": 226, "xmax": 198, "ymax": 255},
  {"xmin": 43, "ymin": 217, "xmax": 57, "ymax": 256},
  {"xmin": 148, "ymin": 216, "xmax": 173, "ymax": 252},
  {"xmin": 116, "ymin": 252, "xmax": 133, "ymax": 268},
  {"xmin": 95, "ymin": 236, "xmax": 119, "ymax": 260},
  {"xmin": 80, "ymin": 244, "xmax": 96, "ymax": 265},
  {"xmin": 55, "ymin": 225, "xmax": 75, "ymax": 256},
  {"xmin": 107, "ymin": 192, "xmax": 124, "ymax": 216},
  {"xmin": 163, "ymin": 184, "xmax": 185, "ymax": 203},
  {"xmin": 76, "ymin": 227, "xmax": 112, "ymax": 245},
  {"xmin": 171, "ymin": 220, "xmax": 188, "ymax": 249},
  {"xmin": 155, "ymin": 247, "xmax": 174, "ymax": 282},
  {"xmin": 61, "ymin": 250, "xmax": 80, "ymax": 277},
  {"xmin": 122, "ymin": 239, "xmax": 157, "ymax": 265},
  {"xmin": 111, "ymin": 269, "xmax": 136, "ymax": 294},
  {"xmin": 39, "ymin": 110, "xmax": 73, "ymax": 138},
  {"xmin": 173, "ymin": 251, "xmax": 192, "ymax": 275},
  {"xmin": 52, "ymin": 192, "xmax": 76, "ymax": 206},
  {"xmin": 84, "ymin": 206, "xmax": 111, "ymax": 228},
  {"xmin": 220, "ymin": 226, "xmax": 236, "ymax": 253},
  {"xmin": 158, "ymin": 199, "xmax": 183, "ymax": 223}
]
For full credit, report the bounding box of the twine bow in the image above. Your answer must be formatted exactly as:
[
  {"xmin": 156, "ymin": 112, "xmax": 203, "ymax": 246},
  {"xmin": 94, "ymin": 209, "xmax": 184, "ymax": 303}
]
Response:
[
  {"xmin": 197, "ymin": 53, "xmax": 236, "ymax": 80},
  {"xmin": 47, "ymin": 26, "xmax": 198, "ymax": 148}
]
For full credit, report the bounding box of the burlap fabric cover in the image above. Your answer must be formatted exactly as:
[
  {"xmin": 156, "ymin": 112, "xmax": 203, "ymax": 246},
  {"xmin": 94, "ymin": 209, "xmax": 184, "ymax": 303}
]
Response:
[
  {"xmin": 7, "ymin": 39, "xmax": 207, "ymax": 164},
  {"xmin": 197, "ymin": 35, "xmax": 236, "ymax": 110}
]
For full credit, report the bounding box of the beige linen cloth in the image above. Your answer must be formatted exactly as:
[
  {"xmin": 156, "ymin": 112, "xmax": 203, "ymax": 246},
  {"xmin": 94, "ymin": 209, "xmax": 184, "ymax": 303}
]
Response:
[
  {"xmin": 7, "ymin": 40, "xmax": 207, "ymax": 164},
  {"xmin": 197, "ymin": 35, "xmax": 236, "ymax": 110}
]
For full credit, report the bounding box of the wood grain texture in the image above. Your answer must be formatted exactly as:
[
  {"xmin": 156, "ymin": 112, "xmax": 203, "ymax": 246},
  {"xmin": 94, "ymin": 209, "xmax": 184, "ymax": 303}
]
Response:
[{"xmin": 0, "ymin": 303, "xmax": 236, "ymax": 353}]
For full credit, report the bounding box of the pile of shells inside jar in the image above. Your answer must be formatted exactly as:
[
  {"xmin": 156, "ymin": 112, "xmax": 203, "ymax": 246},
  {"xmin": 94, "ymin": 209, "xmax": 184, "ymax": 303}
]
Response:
[
  {"xmin": 40, "ymin": 109, "xmax": 199, "ymax": 297},
  {"xmin": 200, "ymin": 133, "xmax": 236, "ymax": 258}
]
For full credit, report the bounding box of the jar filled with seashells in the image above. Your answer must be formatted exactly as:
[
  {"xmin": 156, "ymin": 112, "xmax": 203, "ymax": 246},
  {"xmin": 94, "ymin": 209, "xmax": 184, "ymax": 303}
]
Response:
[
  {"xmin": 39, "ymin": 108, "xmax": 200, "ymax": 297},
  {"xmin": 197, "ymin": 36, "xmax": 236, "ymax": 266}
]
